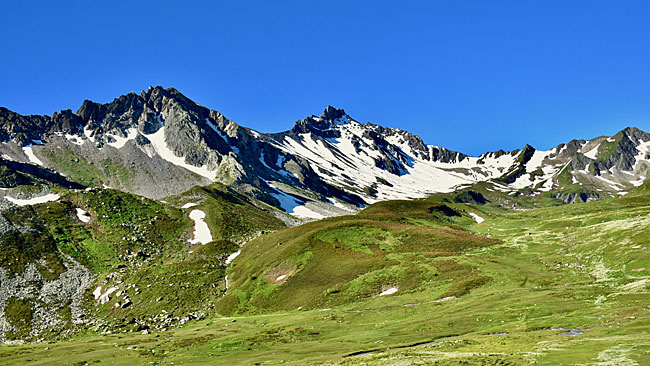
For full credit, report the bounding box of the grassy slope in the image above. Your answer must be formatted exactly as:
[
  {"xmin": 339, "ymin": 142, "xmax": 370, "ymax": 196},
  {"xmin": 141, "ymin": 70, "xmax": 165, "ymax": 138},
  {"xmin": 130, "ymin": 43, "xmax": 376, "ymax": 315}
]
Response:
[
  {"xmin": 164, "ymin": 184, "xmax": 286, "ymax": 242},
  {"xmin": 2, "ymin": 183, "xmax": 650, "ymax": 364},
  {"xmin": 217, "ymin": 198, "xmax": 497, "ymax": 316},
  {"xmin": 0, "ymin": 183, "xmax": 286, "ymax": 342}
]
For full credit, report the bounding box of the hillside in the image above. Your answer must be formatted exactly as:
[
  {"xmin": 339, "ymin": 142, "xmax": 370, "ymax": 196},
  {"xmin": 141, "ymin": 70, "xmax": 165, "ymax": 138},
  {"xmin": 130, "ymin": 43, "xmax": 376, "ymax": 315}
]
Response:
[
  {"xmin": 0, "ymin": 183, "xmax": 285, "ymax": 343},
  {"xmin": 0, "ymin": 181, "xmax": 648, "ymax": 364}
]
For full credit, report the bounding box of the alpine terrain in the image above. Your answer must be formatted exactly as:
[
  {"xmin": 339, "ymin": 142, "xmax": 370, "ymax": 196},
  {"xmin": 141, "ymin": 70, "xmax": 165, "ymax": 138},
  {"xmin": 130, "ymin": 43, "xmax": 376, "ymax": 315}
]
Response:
[{"xmin": 0, "ymin": 87, "xmax": 649, "ymax": 365}]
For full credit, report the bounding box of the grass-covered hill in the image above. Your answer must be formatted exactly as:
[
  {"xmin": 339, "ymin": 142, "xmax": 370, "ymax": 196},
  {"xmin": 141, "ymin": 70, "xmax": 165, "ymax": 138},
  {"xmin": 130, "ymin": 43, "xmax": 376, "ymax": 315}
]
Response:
[
  {"xmin": 0, "ymin": 183, "xmax": 285, "ymax": 343},
  {"xmin": 1, "ymin": 182, "xmax": 650, "ymax": 364},
  {"xmin": 218, "ymin": 199, "xmax": 498, "ymax": 315}
]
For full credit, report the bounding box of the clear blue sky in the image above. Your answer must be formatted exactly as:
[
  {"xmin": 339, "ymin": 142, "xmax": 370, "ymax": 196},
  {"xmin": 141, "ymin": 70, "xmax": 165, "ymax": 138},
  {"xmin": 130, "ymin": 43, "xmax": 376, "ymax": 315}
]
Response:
[{"xmin": 2, "ymin": 1, "xmax": 650, "ymax": 156}]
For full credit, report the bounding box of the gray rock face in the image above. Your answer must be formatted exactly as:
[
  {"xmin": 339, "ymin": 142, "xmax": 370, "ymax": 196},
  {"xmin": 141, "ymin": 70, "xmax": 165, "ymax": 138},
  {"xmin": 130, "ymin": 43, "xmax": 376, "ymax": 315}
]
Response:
[
  {"xmin": 0, "ymin": 253, "xmax": 94, "ymax": 343},
  {"xmin": 551, "ymin": 191, "xmax": 601, "ymax": 204},
  {"xmin": 430, "ymin": 146, "xmax": 468, "ymax": 164}
]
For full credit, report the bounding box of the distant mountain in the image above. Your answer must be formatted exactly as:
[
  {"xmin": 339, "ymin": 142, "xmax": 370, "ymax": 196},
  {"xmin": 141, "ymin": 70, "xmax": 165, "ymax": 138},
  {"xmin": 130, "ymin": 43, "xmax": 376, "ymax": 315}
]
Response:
[{"xmin": 1, "ymin": 86, "xmax": 649, "ymax": 218}]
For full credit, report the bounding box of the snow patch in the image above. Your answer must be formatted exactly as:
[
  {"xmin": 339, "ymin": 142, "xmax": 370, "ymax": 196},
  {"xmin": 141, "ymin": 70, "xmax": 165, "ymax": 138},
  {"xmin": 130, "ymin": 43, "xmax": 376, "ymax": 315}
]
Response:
[
  {"xmin": 525, "ymin": 150, "xmax": 552, "ymax": 172},
  {"xmin": 6, "ymin": 193, "xmax": 60, "ymax": 206},
  {"xmin": 276, "ymin": 275, "xmax": 287, "ymax": 281},
  {"xmin": 328, "ymin": 197, "xmax": 356, "ymax": 212},
  {"xmin": 259, "ymin": 150, "xmax": 272, "ymax": 169},
  {"xmin": 145, "ymin": 126, "xmax": 217, "ymax": 180},
  {"xmin": 632, "ymin": 140, "xmax": 650, "ymax": 172},
  {"xmin": 65, "ymin": 134, "xmax": 84, "ymax": 145},
  {"xmin": 630, "ymin": 176, "xmax": 647, "ymax": 187},
  {"xmin": 97, "ymin": 286, "xmax": 118, "ymax": 304},
  {"xmin": 83, "ymin": 125, "xmax": 95, "ymax": 142},
  {"xmin": 76, "ymin": 208, "xmax": 90, "ymax": 223},
  {"xmin": 584, "ymin": 145, "xmax": 599, "ymax": 159},
  {"xmin": 267, "ymin": 183, "xmax": 325, "ymax": 219},
  {"xmin": 277, "ymin": 154, "xmax": 286, "ymax": 167},
  {"xmin": 468, "ymin": 212, "xmax": 484, "ymax": 224},
  {"xmin": 225, "ymin": 250, "xmax": 241, "ymax": 265},
  {"xmin": 22, "ymin": 145, "xmax": 44, "ymax": 166},
  {"xmin": 594, "ymin": 175, "xmax": 625, "ymax": 191},
  {"xmin": 106, "ymin": 128, "xmax": 138, "ymax": 149},
  {"xmin": 189, "ymin": 209, "xmax": 212, "ymax": 245},
  {"xmin": 292, "ymin": 205, "xmax": 326, "ymax": 219},
  {"xmin": 379, "ymin": 287, "xmax": 398, "ymax": 296},
  {"xmin": 572, "ymin": 174, "xmax": 579, "ymax": 184},
  {"xmin": 93, "ymin": 285, "xmax": 119, "ymax": 304},
  {"xmin": 181, "ymin": 202, "xmax": 198, "ymax": 209}
]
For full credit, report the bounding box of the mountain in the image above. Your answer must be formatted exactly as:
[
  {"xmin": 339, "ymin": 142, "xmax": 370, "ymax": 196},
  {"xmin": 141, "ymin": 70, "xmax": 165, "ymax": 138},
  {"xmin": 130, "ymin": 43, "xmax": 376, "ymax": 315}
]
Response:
[
  {"xmin": 1, "ymin": 86, "xmax": 649, "ymax": 220},
  {"xmin": 2, "ymin": 88, "xmax": 650, "ymax": 363}
]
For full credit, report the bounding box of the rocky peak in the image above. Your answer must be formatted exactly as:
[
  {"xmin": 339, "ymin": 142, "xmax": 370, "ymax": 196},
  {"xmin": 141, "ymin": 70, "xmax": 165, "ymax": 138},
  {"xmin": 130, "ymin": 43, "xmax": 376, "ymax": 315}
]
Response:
[
  {"xmin": 290, "ymin": 106, "xmax": 350, "ymax": 137},
  {"xmin": 517, "ymin": 144, "xmax": 536, "ymax": 164},
  {"xmin": 619, "ymin": 126, "xmax": 650, "ymax": 144},
  {"xmin": 320, "ymin": 105, "xmax": 347, "ymax": 122}
]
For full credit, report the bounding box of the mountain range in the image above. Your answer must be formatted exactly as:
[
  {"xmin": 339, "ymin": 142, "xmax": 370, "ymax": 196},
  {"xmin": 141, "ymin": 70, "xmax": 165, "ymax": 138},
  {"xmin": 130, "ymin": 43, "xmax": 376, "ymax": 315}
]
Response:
[
  {"xmin": 2, "ymin": 87, "xmax": 650, "ymax": 364},
  {"xmin": 1, "ymin": 86, "xmax": 649, "ymax": 222}
]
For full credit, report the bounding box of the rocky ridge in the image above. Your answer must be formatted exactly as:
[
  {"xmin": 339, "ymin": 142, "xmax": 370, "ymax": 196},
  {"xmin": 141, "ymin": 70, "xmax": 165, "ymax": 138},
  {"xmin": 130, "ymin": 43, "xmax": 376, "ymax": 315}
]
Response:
[{"xmin": 0, "ymin": 87, "xmax": 649, "ymax": 217}]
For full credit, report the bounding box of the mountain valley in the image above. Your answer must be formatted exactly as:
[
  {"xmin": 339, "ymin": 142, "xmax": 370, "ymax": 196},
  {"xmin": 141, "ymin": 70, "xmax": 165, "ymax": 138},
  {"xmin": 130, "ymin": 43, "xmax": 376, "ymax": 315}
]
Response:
[{"xmin": 0, "ymin": 87, "xmax": 649, "ymax": 364}]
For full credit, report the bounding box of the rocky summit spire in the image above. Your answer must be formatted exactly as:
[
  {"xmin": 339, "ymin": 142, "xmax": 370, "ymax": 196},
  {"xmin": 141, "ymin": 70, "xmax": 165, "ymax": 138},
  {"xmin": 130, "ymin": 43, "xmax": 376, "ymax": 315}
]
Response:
[{"xmin": 320, "ymin": 106, "xmax": 346, "ymax": 122}]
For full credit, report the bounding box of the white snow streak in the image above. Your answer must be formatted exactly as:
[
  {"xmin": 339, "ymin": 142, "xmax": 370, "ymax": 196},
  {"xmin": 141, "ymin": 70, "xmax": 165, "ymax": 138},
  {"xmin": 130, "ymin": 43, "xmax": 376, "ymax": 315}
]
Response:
[
  {"xmin": 22, "ymin": 145, "xmax": 44, "ymax": 166},
  {"xmin": 145, "ymin": 126, "xmax": 217, "ymax": 180},
  {"xmin": 6, "ymin": 193, "xmax": 60, "ymax": 206},
  {"xmin": 225, "ymin": 250, "xmax": 241, "ymax": 265},
  {"xmin": 379, "ymin": 287, "xmax": 398, "ymax": 296},
  {"xmin": 468, "ymin": 212, "xmax": 485, "ymax": 224}
]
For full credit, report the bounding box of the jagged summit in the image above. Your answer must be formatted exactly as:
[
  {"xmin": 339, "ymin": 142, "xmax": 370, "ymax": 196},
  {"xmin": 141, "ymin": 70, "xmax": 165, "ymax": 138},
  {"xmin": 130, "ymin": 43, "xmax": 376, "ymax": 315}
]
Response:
[
  {"xmin": 290, "ymin": 106, "xmax": 351, "ymax": 136},
  {"xmin": 320, "ymin": 105, "xmax": 347, "ymax": 121}
]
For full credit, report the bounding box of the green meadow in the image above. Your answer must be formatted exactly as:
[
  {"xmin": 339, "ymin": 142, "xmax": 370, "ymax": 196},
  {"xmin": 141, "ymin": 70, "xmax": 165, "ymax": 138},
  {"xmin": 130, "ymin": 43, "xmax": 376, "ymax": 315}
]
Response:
[{"xmin": 2, "ymin": 182, "xmax": 650, "ymax": 365}]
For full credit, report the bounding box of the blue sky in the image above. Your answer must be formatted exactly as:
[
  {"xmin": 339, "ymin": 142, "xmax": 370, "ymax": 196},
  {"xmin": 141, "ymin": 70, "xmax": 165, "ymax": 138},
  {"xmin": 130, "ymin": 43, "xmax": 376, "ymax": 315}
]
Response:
[{"xmin": 2, "ymin": 1, "xmax": 650, "ymax": 156}]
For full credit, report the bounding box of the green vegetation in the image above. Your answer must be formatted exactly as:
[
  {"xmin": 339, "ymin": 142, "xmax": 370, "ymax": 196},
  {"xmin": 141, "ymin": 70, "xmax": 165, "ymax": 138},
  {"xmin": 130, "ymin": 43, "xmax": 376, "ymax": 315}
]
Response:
[
  {"xmin": 40, "ymin": 146, "xmax": 137, "ymax": 188},
  {"xmin": 0, "ymin": 183, "xmax": 286, "ymax": 343},
  {"xmin": 4, "ymin": 297, "xmax": 33, "ymax": 339},
  {"xmin": 2, "ymin": 181, "xmax": 650, "ymax": 364},
  {"xmin": 40, "ymin": 147, "xmax": 104, "ymax": 186},
  {"xmin": 0, "ymin": 205, "xmax": 67, "ymax": 278},
  {"xmin": 218, "ymin": 200, "xmax": 498, "ymax": 315},
  {"xmin": 165, "ymin": 183, "xmax": 286, "ymax": 241},
  {"xmin": 598, "ymin": 134, "xmax": 621, "ymax": 162}
]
